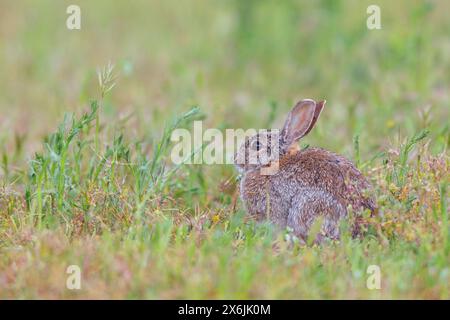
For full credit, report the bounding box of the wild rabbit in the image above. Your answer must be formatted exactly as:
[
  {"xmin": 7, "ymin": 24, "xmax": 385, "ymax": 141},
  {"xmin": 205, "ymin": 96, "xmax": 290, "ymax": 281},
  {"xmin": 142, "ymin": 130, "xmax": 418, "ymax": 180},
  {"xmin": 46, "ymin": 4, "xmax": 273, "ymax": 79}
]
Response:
[{"xmin": 234, "ymin": 99, "xmax": 376, "ymax": 243}]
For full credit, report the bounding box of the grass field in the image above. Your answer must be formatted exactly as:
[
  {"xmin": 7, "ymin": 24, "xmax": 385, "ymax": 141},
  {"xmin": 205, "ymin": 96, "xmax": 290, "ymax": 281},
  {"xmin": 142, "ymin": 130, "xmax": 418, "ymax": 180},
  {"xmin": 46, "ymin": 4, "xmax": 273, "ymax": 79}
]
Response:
[{"xmin": 0, "ymin": 0, "xmax": 449, "ymax": 299}]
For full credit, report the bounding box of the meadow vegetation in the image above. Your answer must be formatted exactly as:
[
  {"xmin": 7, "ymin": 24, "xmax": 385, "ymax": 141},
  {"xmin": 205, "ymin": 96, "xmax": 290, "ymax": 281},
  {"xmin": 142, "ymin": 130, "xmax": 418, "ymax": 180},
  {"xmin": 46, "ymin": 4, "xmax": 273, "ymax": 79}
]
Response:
[{"xmin": 0, "ymin": 0, "xmax": 448, "ymax": 298}]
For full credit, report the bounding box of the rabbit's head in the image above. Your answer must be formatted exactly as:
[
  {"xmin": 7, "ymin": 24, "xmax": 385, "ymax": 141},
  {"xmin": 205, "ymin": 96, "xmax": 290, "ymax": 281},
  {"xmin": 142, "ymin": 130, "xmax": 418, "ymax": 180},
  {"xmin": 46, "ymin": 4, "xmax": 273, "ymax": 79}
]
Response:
[{"xmin": 234, "ymin": 99, "xmax": 325, "ymax": 174}]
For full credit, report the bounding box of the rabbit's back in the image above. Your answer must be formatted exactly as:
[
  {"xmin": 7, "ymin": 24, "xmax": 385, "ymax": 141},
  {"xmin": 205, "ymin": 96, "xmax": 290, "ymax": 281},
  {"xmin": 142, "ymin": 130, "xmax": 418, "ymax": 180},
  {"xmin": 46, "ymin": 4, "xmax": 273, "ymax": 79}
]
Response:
[{"xmin": 279, "ymin": 147, "xmax": 376, "ymax": 213}]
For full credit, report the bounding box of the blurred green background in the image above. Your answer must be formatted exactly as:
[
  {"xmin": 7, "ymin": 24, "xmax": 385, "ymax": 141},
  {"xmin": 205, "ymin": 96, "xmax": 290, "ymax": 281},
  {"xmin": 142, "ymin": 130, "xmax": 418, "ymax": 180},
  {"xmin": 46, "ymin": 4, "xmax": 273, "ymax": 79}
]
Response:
[{"xmin": 0, "ymin": 0, "xmax": 448, "ymax": 158}]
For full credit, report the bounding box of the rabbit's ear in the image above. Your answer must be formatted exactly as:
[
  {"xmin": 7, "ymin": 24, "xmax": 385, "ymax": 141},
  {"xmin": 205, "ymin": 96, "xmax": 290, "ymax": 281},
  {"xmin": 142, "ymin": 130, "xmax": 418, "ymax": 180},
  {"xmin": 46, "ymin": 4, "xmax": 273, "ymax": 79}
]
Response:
[
  {"xmin": 303, "ymin": 100, "xmax": 325, "ymax": 136},
  {"xmin": 281, "ymin": 99, "xmax": 324, "ymax": 149}
]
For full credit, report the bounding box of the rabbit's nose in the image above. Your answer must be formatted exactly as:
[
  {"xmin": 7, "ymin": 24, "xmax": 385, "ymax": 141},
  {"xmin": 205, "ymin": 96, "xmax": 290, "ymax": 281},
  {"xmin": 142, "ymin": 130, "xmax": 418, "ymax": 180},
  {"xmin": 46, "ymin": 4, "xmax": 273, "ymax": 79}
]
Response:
[{"xmin": 235, "ymin": 165, "xmax": 244, "ymax": 175}]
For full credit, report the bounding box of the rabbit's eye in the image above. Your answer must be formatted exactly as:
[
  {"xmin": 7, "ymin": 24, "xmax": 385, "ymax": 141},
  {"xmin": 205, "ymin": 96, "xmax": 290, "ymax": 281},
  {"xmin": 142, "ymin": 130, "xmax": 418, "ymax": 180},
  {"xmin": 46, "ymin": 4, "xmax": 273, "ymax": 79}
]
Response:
[{"xmin": 251, "ymin": 140, "xmax": 262, "ymax": 151}]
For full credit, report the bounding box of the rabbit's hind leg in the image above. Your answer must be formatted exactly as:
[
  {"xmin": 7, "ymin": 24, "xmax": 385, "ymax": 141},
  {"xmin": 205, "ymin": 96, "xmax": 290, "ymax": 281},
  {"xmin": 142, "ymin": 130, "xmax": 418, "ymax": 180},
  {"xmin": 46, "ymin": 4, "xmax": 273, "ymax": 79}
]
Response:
[{"xmin": 287, "ymin": 189, "xmax": 346, "ymax": 243}]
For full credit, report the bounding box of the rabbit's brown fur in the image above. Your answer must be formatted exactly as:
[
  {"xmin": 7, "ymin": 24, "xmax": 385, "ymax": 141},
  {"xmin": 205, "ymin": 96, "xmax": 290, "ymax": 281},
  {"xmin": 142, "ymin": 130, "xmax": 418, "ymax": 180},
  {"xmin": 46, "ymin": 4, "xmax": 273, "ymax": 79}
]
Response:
[{"xmin": 235, "ymin": 99, "xmax": 376, "ymax": 243}]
